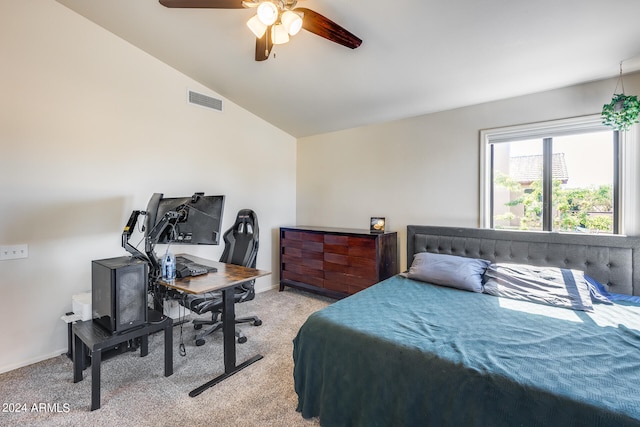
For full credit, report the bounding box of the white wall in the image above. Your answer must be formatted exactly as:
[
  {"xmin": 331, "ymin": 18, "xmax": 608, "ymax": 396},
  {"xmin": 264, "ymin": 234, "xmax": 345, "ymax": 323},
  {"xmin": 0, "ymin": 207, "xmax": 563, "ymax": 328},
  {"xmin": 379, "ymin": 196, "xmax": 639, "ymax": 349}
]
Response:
[
  {"xmin": 0, "ymin": 0, "xmax": 296, "ymax": 373},
  {"xmin": 297, "ymin": 73, "xmax": 640, "ymax": 270}
]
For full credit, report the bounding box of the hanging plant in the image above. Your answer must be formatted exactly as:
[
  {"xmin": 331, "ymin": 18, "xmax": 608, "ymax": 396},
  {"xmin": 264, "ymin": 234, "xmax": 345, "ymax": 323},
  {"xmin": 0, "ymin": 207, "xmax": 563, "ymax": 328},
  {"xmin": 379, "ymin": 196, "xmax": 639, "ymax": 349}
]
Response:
[
  {"xmin": 602, "ymin": 93, "xmax": 640, "ymax": 131},
  {"xmin": 601, "ymin": 62, "xmax": 640, "ymax": 131}
]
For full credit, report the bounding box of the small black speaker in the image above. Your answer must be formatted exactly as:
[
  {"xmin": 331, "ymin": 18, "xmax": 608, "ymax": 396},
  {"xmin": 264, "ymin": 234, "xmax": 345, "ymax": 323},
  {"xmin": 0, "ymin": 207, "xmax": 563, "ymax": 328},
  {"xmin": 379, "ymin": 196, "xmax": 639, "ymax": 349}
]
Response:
[{"xmin": 92, "ymin": 256, "xmax": 148, "ymax": 333}]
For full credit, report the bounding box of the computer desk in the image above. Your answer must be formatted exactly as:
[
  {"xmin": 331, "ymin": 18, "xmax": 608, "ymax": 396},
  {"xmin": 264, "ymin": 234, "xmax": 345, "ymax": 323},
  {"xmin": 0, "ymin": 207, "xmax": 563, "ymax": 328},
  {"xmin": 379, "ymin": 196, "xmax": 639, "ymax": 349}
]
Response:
[{"xmin": 157, "ymin": 254, "xmax": 271, "ymax": 397}]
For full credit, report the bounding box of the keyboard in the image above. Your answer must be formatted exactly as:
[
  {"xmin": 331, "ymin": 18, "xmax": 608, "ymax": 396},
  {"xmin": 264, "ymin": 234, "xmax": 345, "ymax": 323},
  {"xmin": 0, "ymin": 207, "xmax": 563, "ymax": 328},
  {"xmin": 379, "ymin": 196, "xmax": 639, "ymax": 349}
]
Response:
[{"xmin": 175, "ymin": 256, "xmax": 217, "ymax": 278}]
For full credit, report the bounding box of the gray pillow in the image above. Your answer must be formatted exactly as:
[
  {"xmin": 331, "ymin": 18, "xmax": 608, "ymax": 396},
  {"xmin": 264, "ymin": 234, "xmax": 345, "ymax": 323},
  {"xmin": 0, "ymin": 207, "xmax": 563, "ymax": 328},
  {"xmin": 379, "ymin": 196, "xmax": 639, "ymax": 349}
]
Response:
[
  {"xmin": 407, "ymin": 252, "xmax": 490, "ymax": 292},
  {"xmin": 483, "ymin": 263, "xmax": 594, "ymax": 311}
]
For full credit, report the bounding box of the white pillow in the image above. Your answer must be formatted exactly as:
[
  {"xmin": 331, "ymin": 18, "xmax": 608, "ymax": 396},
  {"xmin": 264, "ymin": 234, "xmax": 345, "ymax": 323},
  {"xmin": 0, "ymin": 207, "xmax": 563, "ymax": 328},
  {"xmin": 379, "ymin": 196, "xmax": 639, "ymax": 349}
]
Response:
[{"xmin": 407, "ymin": 252, "xmax": 490, "ymax": 293}]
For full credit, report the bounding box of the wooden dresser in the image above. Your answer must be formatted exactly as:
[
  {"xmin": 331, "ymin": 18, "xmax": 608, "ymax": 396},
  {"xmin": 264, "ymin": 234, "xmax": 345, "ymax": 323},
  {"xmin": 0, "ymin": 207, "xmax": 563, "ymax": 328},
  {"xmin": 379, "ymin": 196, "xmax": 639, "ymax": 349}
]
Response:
[{"xmin": 279, "ymin": 226, "xmax": 398, "ymax": 299}]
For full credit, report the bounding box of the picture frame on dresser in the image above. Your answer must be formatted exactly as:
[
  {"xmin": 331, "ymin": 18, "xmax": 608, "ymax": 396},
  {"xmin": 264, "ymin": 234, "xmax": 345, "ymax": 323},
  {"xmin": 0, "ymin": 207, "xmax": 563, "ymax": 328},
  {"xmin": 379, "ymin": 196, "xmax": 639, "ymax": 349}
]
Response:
[
  {"xmin": 279, "ymin": 226, "xmax": 398, "ymax": 299},
  {"xmin": 370, "ymin": 217, "xmax": 385, "ymax": 233}
]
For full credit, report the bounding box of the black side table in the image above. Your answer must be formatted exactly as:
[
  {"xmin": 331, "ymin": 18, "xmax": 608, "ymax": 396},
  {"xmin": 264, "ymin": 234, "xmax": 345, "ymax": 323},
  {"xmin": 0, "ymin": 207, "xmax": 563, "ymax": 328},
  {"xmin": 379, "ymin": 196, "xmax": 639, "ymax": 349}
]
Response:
[{"xmin": 72, "ymin": 310, "xmax": 173, "ymax": 410}]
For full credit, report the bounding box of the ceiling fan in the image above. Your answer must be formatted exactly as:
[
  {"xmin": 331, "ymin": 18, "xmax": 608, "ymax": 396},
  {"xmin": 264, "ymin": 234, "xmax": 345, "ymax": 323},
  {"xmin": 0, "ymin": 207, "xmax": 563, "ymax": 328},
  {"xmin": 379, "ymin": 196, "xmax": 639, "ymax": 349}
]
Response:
[{"xmin": 159, "ymin": 0, "xmax": 362, "ymax": 61}]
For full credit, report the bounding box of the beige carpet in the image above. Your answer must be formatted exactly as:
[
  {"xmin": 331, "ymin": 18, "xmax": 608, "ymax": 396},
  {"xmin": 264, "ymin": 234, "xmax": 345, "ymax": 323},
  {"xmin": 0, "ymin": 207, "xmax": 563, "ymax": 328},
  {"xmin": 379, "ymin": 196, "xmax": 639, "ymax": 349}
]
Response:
[{"xmin": 0, "ymin": 288, "xmax": 332, "ymax": 427}]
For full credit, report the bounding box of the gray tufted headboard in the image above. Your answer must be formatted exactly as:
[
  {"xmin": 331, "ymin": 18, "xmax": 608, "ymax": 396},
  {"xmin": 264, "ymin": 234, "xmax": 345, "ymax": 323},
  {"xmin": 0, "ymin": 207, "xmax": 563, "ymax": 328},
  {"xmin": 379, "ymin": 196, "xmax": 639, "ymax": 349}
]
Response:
[{"xmin": 407, "ymin": 225, "xmax": 640, "ymax": 296}]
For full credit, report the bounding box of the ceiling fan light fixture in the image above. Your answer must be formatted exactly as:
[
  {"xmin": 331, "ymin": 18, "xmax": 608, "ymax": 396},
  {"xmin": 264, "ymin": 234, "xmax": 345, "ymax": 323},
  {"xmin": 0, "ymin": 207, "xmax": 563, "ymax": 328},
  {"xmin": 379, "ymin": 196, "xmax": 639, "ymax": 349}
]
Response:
[
  {"xmin": 159, "ymin": 0, "xmax": 363, "ymax": 61},
  {"xmin": 281, "ymin": 10, "xmax": 302, "ymax": 36},
  {"xmin": 256, "ymin": 1, "xmax": 278, "ymax": 26},
  {"xmin": 247, "ymin": 15, "xmax": 267, "ymax": 38},
  {"xmin": 272, "ymin": 23, "xmax": 290, "ymax": 44}
]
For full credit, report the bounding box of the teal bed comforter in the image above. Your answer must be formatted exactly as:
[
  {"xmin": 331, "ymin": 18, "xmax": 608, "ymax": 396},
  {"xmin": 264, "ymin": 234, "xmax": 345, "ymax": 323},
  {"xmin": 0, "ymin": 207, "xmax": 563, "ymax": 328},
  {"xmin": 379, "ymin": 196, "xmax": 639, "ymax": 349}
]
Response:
[{"xmin": 293, "ymin": 275, "xmax": 640, "ymax": 426}]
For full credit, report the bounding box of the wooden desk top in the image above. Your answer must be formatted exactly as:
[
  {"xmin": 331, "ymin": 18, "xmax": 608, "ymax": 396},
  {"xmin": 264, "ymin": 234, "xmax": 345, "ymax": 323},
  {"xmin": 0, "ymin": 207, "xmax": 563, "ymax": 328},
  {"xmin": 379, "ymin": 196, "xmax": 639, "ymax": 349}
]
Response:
[{"xmin": 157, "ymin": 254, "xmax": 271, "ymax": 295}]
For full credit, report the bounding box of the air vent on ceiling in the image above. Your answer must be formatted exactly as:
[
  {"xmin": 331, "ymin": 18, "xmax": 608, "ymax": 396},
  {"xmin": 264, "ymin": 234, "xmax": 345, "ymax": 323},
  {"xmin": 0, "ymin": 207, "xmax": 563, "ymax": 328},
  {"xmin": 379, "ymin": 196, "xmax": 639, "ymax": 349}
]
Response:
[{"xmin": 188, "ymin": 90, "xmax": 223, "ymax": 112}]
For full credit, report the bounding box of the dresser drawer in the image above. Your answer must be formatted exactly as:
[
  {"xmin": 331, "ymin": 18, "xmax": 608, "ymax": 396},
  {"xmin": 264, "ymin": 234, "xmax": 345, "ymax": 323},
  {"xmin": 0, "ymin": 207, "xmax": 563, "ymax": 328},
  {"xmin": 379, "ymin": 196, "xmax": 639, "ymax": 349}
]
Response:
[
  {"xmin": 324, "ymin": 234, "xmax": 349, "ymax": 255},
  {"xmin": 324, "ymin": 271, "xmax": 377, "ymax": 294},
  {"xmin": 282, "ymin": 270, "xmax": 324, "ymax": 288},
  {"xmin": 324, "ymin": 253, "xmax": 376, "ymax": 279},
  {"xmin": 324, "ymin": 235, "xmax": 376, "ymax": 256},
  {"xmin": 283, "ymin": 231, "xmax": 323, "ymax": 250},
  {"xmin": 280, "ymin": 252, "xmax": 321, "ymax": 270},
  {"xmin": 348, "ymin": 237, "xmax": 376, "ymax": 258},
  {"xmin": 282, "ymin": 230, "xmax": 323, "ymax": 242}
]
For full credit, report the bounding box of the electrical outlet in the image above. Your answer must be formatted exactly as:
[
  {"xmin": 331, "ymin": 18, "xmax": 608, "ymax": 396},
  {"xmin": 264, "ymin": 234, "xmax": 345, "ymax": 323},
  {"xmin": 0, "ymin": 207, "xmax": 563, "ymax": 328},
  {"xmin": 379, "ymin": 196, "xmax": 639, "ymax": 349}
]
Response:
[{"xmin": 0, "ymin": 244, "xmax": 28, "ymax": 260}]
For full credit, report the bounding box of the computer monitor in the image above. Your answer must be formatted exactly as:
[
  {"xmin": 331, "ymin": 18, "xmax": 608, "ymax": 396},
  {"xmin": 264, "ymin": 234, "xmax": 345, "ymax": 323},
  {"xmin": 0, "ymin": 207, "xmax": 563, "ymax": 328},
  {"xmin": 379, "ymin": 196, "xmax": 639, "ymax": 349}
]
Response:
[{"xmin": 145, "ymin": 193, "xmax": 225, "ymax": 245}]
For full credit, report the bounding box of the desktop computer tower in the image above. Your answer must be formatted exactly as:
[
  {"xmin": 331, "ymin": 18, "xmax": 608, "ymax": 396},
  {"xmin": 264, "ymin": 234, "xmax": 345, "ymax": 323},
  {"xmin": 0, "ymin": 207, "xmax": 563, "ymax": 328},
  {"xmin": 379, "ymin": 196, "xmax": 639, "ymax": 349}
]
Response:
[{"xmin": 92, "ymin": 256, "xmax": 148, "ymax": 334}]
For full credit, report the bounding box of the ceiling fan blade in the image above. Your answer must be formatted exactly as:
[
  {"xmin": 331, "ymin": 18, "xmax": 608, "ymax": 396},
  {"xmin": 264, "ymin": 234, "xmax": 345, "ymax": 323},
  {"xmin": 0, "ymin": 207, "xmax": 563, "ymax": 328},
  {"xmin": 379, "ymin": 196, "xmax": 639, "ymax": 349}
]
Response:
[
  {"xmin": 255, "ymin": 27, "xmax": 273, "ymax": 61},
  {"xmin": 295, "ymin": 7, "xmax": 362, "ymax": 49},
  {"xmin": 159, "ymin": 0, "xmax": 244, "ymax": 8}
]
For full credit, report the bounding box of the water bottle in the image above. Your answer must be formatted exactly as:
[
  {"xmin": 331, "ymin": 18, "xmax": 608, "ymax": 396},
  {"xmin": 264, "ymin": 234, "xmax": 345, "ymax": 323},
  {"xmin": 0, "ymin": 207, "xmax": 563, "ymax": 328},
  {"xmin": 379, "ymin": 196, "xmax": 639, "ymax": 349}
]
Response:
[{"xmin": 162, "ymin": 252, "xmax": 176, "ymax": 280}]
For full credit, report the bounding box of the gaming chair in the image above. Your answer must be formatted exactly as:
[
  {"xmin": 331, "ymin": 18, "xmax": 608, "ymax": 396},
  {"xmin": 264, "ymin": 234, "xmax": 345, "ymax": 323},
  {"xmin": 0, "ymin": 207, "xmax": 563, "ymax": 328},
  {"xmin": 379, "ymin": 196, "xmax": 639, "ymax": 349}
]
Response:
[{"xmin": 184, "ymin": 209, "xmax": 262, "ymax": 346}]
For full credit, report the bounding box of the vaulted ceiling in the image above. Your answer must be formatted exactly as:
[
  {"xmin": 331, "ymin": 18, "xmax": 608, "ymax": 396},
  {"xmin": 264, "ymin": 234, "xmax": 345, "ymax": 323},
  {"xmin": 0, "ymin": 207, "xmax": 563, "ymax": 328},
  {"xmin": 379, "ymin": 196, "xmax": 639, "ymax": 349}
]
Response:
[{"xmin": 56, "ymin": 0, "xmax": 640, "ymax": 137}]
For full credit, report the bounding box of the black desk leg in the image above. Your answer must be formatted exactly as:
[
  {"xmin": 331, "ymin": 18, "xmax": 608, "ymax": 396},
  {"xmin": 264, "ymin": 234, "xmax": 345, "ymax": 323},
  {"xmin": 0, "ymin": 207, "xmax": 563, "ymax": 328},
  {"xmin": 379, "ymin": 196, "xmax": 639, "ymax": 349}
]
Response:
[
  {"xmin": 72, "ymin": 333, "xmax": 82, "ymax": 383},
  {"xmin": 141, "ymin": 335, "xmax": 149, "ymax": 357},
  {"xmin": 222, "ymin": 287, "xmax": 236, "ymax": 371},
  {"xmin": 164, "ymin": 321, "xmax": 173, "ymax": 376},
  {"xmin": 189, "ymin": 288, "xmax": 263, "ymax": 397},
  {"xmin": 91, "ymin": 349, "xmax": 102, "ymax": 411}
]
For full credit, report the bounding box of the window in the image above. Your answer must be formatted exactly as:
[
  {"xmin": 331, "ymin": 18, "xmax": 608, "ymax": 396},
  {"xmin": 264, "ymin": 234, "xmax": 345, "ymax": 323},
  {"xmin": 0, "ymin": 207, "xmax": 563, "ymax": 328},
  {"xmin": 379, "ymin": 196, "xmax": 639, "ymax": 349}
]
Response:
[{"xmin": 480, "ymin": 115, "xmax": 626, "ymax": 234}]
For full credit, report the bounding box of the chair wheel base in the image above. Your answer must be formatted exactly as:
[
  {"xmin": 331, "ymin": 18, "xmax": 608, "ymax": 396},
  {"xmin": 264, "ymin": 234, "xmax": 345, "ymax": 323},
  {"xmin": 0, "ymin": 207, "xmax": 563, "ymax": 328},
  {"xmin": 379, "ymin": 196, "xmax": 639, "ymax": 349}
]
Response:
[
  {"xmin": 195, "ymin": 338, "xmax": 205, "ymax": 346},
  {"xmin": 237, "ymin": 336, "xmax": 247, "ymax": 344},
  {"xmin": 254, "ymin": 319, "xmax": 262, "ymax": 326}
]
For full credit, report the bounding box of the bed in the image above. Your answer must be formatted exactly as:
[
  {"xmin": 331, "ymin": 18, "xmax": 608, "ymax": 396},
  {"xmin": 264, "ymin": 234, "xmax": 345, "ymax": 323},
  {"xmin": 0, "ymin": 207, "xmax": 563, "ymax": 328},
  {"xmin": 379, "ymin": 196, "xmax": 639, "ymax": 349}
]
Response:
[{"xmin": 292, "ymin": 225, "xmax": 640, "ymax": 427}]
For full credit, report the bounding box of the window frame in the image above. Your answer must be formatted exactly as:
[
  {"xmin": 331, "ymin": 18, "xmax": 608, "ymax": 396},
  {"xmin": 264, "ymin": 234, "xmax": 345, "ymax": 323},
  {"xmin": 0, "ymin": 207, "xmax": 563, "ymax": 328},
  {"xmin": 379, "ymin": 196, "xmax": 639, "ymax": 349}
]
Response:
[{"xmin": 479, "ymin": 114, "xmax": 633, "ymax": 234}]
